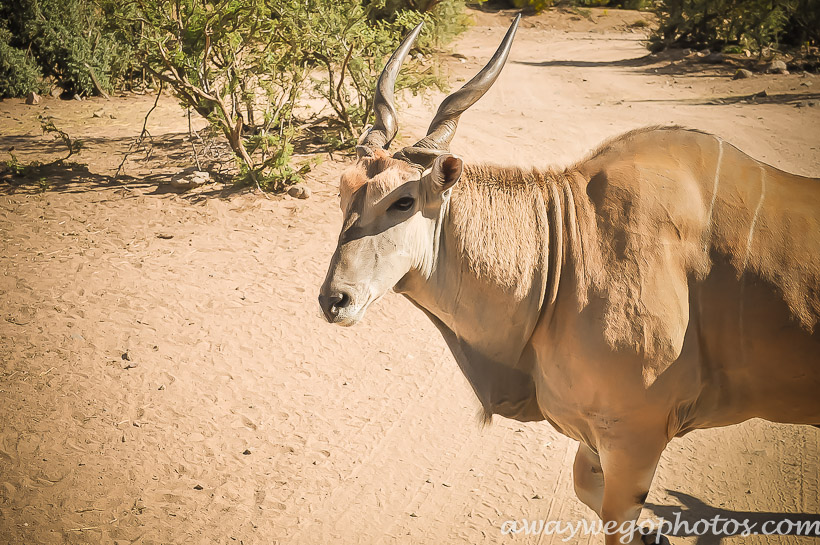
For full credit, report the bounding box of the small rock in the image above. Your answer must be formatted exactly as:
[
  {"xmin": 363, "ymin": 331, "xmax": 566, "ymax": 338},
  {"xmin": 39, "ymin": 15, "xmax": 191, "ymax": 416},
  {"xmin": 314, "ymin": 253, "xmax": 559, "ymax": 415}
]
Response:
[
  {"xmin": 50, "ymin": 88, "xmax": 62, "ymax": 99},
  {"xmin": 532, "ymin": 494, "xmax": 542, "ymax": 499},
  {"xmin": 156, "ymin": 233, "xmax": 174, "ymax": 239},
  {"xmin": 25, "ymin": 92, "xmax": 40, "ymax": 105},
  {"xmin": 72, "ymin": 94, "xmax": 83, "ymax": 101},
  {"xmin": 92, "ymin": 109, "xmax": 105, "ymax": 118},
  {"xmin": 123, "ymin": 355, "xmax": 137, "ymax": 370},
  {"xmin": 287, "ymin": 185, "xmax": 311, "ymax": 199},
  {"xmin": 800, "ymin": 81, "xmax": 812, "ymax": 87},
  {"xmin": 733, "ymin": 69, "xmax": 753, "ymax": 80},
  {"xmin": 109, "ymin": 113, "xmax": 117, "ymax": 119},
  {"xmin": 755, "ymin": 89, "xmax": 769, "ymax": 98},
  {"xmin": 157, "ymin": 384, "xmax": 165, "ymax": 390},
  {"xmin": 193, "ymin": 484, "xmax": 203, "ymax": 490},
  {"xmin": 766, "ymin": 60, "xmax": 788, "ymax": 74},
  {"xmin": 242, "ymin": 449, "xmax": 251, "ymax": 455},
  {"xmin": 170, "ymin": 170, "xmax": 210, "ymax": 191},
  {"xmin": 681, "ymin": 48, "xmax": 692, "ymax": 56}
]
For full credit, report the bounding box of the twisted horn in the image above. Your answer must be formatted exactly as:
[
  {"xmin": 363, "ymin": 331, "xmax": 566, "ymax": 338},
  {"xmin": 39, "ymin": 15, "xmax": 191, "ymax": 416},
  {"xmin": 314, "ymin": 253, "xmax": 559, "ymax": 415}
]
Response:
[
  {"xmin": 356, "ymin": 22, "xmax": 424, "ymax": 158},
  {"xmin": 396, "ymin": 14, "xmax": 520, "ymax": 166}
]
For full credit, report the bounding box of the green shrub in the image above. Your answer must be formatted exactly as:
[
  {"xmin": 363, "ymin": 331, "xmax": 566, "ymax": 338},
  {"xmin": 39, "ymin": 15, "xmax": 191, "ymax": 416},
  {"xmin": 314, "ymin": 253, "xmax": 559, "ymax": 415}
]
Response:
[
  {"xmin": 617, "ymin": 0, "xmax": 652, "ymax": 8},
  {"xmin": 128, "ymin": 0, "xmax": 463, "ymax": 191},
  {"xmin": 303, "ymin": 1, "xmax": 457, "ymax": 148},
  {"xmin": 129, "ymin": 0, "xmax": 312, "ymax": 191},
  {"xmin": 508, "ymin": 0, "xmax": 554, "ymax": 14},
  {"xmin": 366, "ymin": 0, "xmax": 470, "ymax": 46},
  {"xmin": 497, "ymin": 0, "xmax": 650, "ymax": 14},
  {"xmin": 0, "ymin": 26, "xmax": 43, "ymax": 98},
  {"xmin": 0, "ymin": 0, "xmax": 138, "ymax": 96},
  {"xmin": 649, "ymin": 0, "xmax": 820, "ymax": 52}
]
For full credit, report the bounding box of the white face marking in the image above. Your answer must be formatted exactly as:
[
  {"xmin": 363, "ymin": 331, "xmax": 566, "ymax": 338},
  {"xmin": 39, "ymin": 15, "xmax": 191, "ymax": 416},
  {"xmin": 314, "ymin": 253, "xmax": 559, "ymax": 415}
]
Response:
[{"xmin": 321, "ymin": 160, "xmax": 437, "ymax": 326}]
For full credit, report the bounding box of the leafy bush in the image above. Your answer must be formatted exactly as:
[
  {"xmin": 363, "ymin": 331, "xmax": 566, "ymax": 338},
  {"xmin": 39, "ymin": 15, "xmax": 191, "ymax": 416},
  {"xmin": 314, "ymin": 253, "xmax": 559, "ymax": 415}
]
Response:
[
  {"xmin": 0, "ymin": 0, "xmax": 139, "ymax": 96},
  {"xmin": 303, "ymin": 2, "xmax": 454, "ymax": 148},
  {"xmin": 366, "ymin": 0, "xmax": 470, "ymax": 46},
  {"xmin": 509, "ymin": 0, "xmax": 555, "ymax": 14},
  {"xmin": 499, "ymin": 0, "xmax": 650, "ymax": 15},
  {"xmin": 128, "ymin": 0, "xmax": 463, "ymax": 191},
  {"xmin": 0, "ymin": 26, "xmax": 43, "ymax": 98},
  {"xmin": 129, "ymin": 0, "xmax": 312, "ymax": 191},
  {"xmin": 649, "ymin": 0, "xmax": 820, "ymax": 52},
  {"xmin": 1, "ymin": 0, "xmax": 468, "ymax": 191},
  {"xmin": 123, "ymin": 0, "xmax": 468, "ymax": 191}
]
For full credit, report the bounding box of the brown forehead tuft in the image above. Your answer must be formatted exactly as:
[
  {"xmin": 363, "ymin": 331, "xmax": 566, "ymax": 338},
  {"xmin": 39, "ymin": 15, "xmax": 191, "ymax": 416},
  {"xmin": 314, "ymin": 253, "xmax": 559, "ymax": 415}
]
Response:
[{"xmin": 339, "ymin": 154, "xmax": 420, "ymax": 212}]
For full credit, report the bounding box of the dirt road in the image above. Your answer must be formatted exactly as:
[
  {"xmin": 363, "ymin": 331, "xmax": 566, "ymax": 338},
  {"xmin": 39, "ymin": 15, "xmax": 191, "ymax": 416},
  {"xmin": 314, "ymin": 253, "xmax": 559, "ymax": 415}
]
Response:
[{"xmin": 1, "ymin": 8, "xmax": 818, "ymax": 545}]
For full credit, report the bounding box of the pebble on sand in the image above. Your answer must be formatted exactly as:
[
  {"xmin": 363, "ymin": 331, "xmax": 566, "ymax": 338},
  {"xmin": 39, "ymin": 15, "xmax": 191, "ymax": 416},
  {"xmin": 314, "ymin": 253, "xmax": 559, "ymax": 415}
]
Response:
[
  {"xmin": 766, "ymin": 60, "xmax": 789, "ymax": 74},
  {"xmin": 287, "ymin": 185, "xmax": 311, "ymax": 199},
  {"xmin": 170, "ymin": 170, "xmax": 211, "ymax": 191}
]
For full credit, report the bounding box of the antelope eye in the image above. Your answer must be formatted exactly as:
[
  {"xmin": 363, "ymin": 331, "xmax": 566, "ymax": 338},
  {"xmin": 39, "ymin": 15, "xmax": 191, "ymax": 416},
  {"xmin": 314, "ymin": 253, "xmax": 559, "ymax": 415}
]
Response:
[{"xmin": 389, "ymin": 197, "xmax": 415, "ymax": 212}]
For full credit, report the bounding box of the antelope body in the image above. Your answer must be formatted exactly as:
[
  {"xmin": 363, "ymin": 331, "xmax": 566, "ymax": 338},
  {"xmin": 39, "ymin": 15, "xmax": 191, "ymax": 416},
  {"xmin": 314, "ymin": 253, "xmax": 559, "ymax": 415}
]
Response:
[{"xmin": 319, "ymin": 17, "xmax": 820, "ymax": 545}]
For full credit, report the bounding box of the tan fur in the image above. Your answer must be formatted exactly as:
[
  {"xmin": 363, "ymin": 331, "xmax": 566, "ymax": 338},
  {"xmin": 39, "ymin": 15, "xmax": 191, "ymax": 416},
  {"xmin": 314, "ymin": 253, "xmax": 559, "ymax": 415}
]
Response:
[
  {"xmin": 325, "ymin": 124, "xmax": 820, "ymax": 545},
  {"xmin": 578, "ymin": 128, "xmax": 819, "ymax": 384},
  {"xmin": 339, "ymin": 153, "xmax": 420, "ymax": 213},
  {"xmin": 447, "ymin": 127, "xmax": 819, "ymax": 385},
  {"xmin": 341, "ymin": 126, "xmax": 819, "ymax": 385},
  {"xmin": 449, "ymin": 165, "xmax": 554, "ymax": 299}
]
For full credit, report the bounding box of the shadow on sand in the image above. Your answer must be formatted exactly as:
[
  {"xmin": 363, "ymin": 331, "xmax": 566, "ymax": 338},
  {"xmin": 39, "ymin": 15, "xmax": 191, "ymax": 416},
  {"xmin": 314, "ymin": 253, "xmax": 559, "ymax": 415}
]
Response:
[
  {"xmin": 0, "ymin": 132, "xmax": 253, "ymax": 202},
  {"xmin": 644, "ymin": 490, "xmax": 820, "ymax": 545}
]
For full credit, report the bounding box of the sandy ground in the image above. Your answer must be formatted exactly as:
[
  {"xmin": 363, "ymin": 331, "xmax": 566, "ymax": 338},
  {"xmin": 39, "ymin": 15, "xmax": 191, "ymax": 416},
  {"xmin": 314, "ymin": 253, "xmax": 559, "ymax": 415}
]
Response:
[{"xmin": 1, "ymin": 8, "xmax": 819, "ymax": 545}]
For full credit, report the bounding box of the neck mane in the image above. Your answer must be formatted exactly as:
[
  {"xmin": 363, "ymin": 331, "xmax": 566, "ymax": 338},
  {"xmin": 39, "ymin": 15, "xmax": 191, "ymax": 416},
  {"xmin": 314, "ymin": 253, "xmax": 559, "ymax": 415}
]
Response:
[
  {"xmin": 446, "ymin": 163, "xmax": 584, "ymax": 308},
  {"xmin": 398, "ymin": 163, "xmax": 591, "ymax": 423}
]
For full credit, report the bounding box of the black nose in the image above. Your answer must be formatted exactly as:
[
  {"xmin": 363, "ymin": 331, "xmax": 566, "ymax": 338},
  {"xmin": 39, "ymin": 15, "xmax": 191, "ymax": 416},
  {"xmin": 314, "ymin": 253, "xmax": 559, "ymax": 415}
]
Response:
[{"xmin": 318, "ymin": 292, "xmax": 351, "ymax": 322}]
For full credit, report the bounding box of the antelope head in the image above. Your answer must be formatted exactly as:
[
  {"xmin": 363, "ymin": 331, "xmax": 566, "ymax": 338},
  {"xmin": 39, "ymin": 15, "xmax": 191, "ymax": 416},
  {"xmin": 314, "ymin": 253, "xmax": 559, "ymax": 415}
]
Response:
[{"xmin": 319, "ymin": 16, "xmax": 520, "ymax": 326}]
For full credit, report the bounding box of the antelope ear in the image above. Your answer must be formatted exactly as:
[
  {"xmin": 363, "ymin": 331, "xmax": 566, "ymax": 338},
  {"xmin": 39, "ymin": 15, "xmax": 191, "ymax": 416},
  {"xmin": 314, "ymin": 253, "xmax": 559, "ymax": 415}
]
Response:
[{"xmin": 427, "ymin": 154, "xmax": 463, "ymax": 194}]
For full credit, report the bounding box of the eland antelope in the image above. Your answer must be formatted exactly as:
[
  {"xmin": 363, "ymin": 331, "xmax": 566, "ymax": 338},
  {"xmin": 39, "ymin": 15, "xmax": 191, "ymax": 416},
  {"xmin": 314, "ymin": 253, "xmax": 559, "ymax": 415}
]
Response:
[{"xmin": 318, "ymin": 16, "xmax": 820, "ymax": 545}]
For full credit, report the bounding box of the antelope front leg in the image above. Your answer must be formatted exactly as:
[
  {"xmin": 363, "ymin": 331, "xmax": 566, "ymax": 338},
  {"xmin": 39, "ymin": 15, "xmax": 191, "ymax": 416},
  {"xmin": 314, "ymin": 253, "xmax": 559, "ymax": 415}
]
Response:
[{"xmin": 599, "ymin": 438, "xmax": 667, "ymax": 545}]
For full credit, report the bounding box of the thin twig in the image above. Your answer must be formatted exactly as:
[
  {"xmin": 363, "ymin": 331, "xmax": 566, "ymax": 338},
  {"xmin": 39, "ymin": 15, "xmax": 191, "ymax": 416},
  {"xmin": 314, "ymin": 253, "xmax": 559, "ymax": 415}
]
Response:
[
  {"xmin": 114, "ymin": 81, "xmax": 164, "ymax": 180},
  {"xmin": 188, "ymin": 108, "xmax": 202, "ymax": 171}
]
